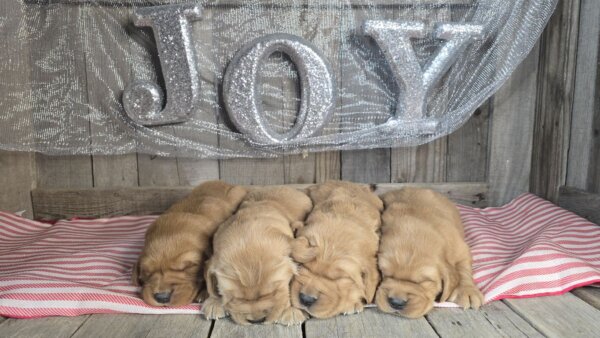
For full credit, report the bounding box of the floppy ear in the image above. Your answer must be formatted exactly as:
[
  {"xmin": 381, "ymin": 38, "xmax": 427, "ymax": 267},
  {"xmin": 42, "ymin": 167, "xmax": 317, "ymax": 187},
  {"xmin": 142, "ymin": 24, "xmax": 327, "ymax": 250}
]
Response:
[
  {"xmin": 362, "ymin": 263, "xmax": 381, "ymax": 303},
  {"xmin": 291, "ymin": 221, "xmax": 304, "ymax": 232},
  {"xmin": 334, "ymin": 259, "xmax": 367, "ymax": 296},
  {"xmin": 291, "ymin": 236, "xmax": 318, "ymax": 263},
  {"xmin": 131, "ymin": 260, "xmax": 142, "ymax": 286},
  {"xmin": 204, "ymin": 259, "xmax": 220, "ymax": 298},
  {"xmin": 438, "ymin": 260, "xmax": 459, "ymax": 302}
]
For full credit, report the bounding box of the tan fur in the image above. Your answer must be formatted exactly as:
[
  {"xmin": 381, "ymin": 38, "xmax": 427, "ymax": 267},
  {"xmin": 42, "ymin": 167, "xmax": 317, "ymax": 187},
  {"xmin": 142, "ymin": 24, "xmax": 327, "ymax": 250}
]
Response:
[
  {"xmin": 203, "ymin": 187, "xmax": 312, "ymax": 326},
  {"xmin": 132, "ymin": 181, "xmax": 247, "ymax": 307},
  {"xmin": 375, "ymin": 188, "xmax": 483, "ymax": 318},
  {"xmin": 290, "ymin": 181, "xmax": 383, "ymax": 318}
]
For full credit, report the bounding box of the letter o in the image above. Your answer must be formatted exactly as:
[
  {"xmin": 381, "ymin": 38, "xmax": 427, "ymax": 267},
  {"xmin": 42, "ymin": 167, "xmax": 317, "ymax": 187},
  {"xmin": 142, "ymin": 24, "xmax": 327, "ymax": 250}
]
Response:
[{"xmin": 223, "ymin": 33, "xmax": 336, "ymax": 145}]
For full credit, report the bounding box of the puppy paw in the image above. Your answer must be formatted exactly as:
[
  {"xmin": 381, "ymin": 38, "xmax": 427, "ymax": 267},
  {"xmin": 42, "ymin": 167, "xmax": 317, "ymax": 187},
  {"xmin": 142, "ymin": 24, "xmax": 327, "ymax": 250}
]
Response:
[
  {"xmin": 202, "ymin": 297, "xmax": 227, "ymax": 320},
  {"xmin": 449, "ymin": 285, "xmax": 484, "ymax": 310},
  {"xmin": 276, "ymin": 307, "xmax": 308, "ymax": 326},
  {"xmin": 346, "ymin": 302, "xmax": 364, "ymax": 315}
]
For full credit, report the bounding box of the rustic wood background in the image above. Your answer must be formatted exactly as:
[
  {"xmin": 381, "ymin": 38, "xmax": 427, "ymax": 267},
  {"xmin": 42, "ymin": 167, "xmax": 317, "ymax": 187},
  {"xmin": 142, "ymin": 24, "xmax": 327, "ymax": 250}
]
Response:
[{"xmin": 0, "ymin": 0, "xmax": 598, "ymax": 219}]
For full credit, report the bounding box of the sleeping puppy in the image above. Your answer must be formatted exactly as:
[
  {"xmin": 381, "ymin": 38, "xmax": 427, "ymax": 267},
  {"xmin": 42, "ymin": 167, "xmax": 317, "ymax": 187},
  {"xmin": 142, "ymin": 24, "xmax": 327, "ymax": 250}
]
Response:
[
  {"xmin": 203, "ymin": 187, "xmax": 312, "ymax": 325},
  {"xmin": 132, "ymin": 181, "xmax": 247, "ymax": 307},
  {"xmin": 290, "ymin": 181, "xmax": 383, "ymax": 318},
  {"xmin": 375, "ymin": 188, "xmax": 483, "ymax": 318}
]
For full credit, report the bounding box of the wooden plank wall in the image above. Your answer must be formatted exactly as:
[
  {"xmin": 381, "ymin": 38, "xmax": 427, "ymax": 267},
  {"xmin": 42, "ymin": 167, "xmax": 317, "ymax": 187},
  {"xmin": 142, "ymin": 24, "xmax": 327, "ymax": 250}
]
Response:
[{"xmin": 2, "ymin": 0, "xmax": 599, "ymax": 215}]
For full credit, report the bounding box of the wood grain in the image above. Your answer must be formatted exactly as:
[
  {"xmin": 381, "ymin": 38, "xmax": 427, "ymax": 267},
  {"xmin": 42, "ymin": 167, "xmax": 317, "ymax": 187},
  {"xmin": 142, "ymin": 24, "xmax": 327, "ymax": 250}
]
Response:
[
  {"xmin": 30, "ymin": 182, "xmax": 487, "ymax": 219},
  {"xmin": 0, "ymin": 316, "xmax": 90, "ymax": 338},
  {"xmin": 174, "ymin": 7, "xmax": 220, "ymax": 186},
  {"xmin": 530, "ymin": 0, "xmax": 580, "ymax": 202},
  {"xmin": 447, "ymin": 102, "xmax": 490, "ymax": 183},
  {"xmin": 340, "ymin": 5, "xmax": 393, "ymax": 184},
  {"xmin": 305, "ymin": 308, "xmax": 437, "ymax": 338},
  {"xmin": 0, "ymin": 151, "xmax": 35, "ymax": 218},
  {"xmin": 488, "ymin": 45, "xmax": 539, "ymax": 206},
  {"xmin": 557, "ymin": 186, "xmax": 600, "ymax": 225},
  {"xmin": 566, "ymin": 0, "xmax": 600, "ymax": 190},
  {"xmin": 83, "ymin": 8, "xmax": 138, "ymax": 188},
  {"xmin": 426, "ymin": 302, "xmax": 543, "ymax": 338},
  {"xmin": 0, "ymin": 2, "xmax": 36, "ymax": 218},
  {"xmin": 210, "ymin": 318, "xmax": 301, "ymax": 338},
  {"xmin": 572, "ymin": 287, "xmax": 600, "ymax": 310},
  {"xmin": 505, "ymin": 293, "xmax": 600, "ymax": 337},
  {"xmin": 32, "ymin": 6, "xmax": 93, "ymax": 189},
  {"xmin": 71, "ymin": 314, "xmax": 211, "ymax": 338}
]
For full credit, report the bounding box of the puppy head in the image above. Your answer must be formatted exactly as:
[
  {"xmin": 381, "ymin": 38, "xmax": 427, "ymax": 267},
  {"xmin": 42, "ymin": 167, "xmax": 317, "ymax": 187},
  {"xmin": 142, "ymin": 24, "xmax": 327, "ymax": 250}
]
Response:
[
  {"xmin": 290, "ymin": 236, "xmax": 369, "ymax": 318},
  {"xmin": 133, "ymin": 215, "xmax": 209, "ymax": 307},
  {"xmin": 206, "ymin": 247, "xmax": 297, "ymax": 325},
  {"xmin": 375, "ymin": 253, "xmax": 456, "ymax": 318}
]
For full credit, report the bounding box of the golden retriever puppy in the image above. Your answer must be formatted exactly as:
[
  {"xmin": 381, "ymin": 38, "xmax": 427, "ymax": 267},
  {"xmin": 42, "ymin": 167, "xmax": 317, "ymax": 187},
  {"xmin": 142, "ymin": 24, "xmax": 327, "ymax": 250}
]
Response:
[
  {"xmin": 375, "ymin": 188, "xmax": 483, "ymax": 318},
  {"xmin": 290, "ymin": 181, "xmax": 383, "ymax": 318},
  {"xmin": 132, "ymin": 181, "xmax": 247, "ymax": 307},
  {"xmin": 203, "ymin": 187, "xmax": 312, "ymax": 325}
]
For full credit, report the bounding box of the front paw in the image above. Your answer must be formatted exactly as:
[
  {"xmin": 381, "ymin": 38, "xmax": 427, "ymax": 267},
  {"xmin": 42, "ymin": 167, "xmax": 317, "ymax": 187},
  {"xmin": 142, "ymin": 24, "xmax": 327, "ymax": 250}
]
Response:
[
  {"xmin": 202, "ymin": 297, "xmax": 227, "ymax": 320},
  {"xmin": 276, "ymin": 307, "xmax": 308, "ymax": 326},
  {"xmin": 449, "ymin": 285, "xmax": 484, "ymax": 309},
  {"xmin": 343, "ymin": 302, "xmax": 364, "ymax": 315}
]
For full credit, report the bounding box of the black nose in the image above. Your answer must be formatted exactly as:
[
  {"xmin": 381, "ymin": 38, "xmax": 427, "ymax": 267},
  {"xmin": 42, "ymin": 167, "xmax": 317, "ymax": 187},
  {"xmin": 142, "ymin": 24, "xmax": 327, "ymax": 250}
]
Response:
[
  {"xmin": 388, "ymin": 297, "xmax": 407, "ymax": 310},
  {"xmin": 299, "ymin": 293, "xmax": 317, "ymax": 307},
  {"xmin": 247, "ymin": 317, "xmax": 266, "ymax": 324},
  {"xmin": 153, "ymin": 292, "xmax": 172, "ymax": 304}
]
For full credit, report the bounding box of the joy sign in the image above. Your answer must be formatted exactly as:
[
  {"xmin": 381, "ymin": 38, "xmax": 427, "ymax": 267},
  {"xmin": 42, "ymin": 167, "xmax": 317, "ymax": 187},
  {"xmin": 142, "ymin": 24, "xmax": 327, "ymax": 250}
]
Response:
[{"xmin": 122, "ymin": 3, "xmax": 483, "ymax": 146}]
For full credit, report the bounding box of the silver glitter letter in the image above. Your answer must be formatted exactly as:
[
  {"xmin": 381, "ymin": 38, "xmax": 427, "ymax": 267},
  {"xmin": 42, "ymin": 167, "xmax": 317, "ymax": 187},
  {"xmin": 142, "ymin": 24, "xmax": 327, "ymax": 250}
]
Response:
[
  {"xmin": 363, "ymin": 21, "xmax": 483, "ymax": 131},
  {"xmin": 223, "ymin": 34, "xmax": 336, "ymax": 145},
  {"xmin": 123, "ymin": 4, "xmax": 202, "ymax": 126}
]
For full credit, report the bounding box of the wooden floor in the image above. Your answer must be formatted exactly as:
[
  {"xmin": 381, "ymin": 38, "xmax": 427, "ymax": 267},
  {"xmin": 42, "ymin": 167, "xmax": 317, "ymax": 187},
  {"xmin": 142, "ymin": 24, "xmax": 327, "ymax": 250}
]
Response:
[{"xmin": 1, "ymin": 287, "xmax": 599, "ymax": 338}]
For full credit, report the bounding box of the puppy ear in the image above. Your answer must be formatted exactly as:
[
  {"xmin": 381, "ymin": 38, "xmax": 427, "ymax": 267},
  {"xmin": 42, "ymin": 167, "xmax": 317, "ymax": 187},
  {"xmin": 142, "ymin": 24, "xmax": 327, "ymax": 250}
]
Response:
[
  {"xmin": 291, "ymin": 236, "xmax": 318, "ymax": 263},
  {"xmin": 438, "ymin": 261, "xmax": 458, "ymax": 302},
  {"xmin": 131, "ymin": 260, "xmax": 142, "ymax": 286},
  {"xmin": 204, "ymin": 259, "xmax": 220, "ymax": 298},
  {"xmin": 291, "ymin": 221, "xmax": 304, "ymax": 231},
  {"xmin": 362, "ymin": 263, "xmax": 380, "ymax": 303},
  {"xmin": 335, "ymin": 258, "xmax": 366, "ymax": 291}
]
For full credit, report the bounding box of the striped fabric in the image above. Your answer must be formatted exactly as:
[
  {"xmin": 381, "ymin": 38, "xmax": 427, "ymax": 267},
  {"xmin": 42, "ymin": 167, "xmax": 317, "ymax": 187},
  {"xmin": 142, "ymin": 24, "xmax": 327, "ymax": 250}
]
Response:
[{"xmin": 0, "ymin": 193, "xmax": 599, "ymax": 318}]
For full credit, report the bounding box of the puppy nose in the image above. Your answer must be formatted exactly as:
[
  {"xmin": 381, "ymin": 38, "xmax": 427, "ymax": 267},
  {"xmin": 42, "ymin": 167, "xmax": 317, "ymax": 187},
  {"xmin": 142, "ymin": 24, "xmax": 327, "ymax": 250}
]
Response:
[
  {"xmin": 153, "ymin": 292, "xmax": 172, "ymax": 304},
  {"xmin": 247, "ymin": 317, "xmax": 266, "ymax": 324},
  {"xmin": 299, "ymin": 293, "xmax": 317, "ymax": 307},
  {"xmin": 388, "ymin": 297, "xmax": 407, "ymax": 310}
]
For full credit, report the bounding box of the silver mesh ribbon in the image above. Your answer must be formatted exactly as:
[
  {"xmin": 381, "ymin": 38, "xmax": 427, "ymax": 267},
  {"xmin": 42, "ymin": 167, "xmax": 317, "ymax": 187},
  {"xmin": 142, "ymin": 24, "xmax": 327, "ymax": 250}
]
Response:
[{"xmin": 0, "ymin": 0, "xmax": 557, "ymax": 158}]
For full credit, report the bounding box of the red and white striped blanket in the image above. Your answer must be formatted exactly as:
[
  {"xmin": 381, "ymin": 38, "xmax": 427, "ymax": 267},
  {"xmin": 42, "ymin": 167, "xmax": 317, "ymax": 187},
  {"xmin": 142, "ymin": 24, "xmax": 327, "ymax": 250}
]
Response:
[{"xmin": 0, "ymin": 193, "xmax": 599, "ymax": 318}]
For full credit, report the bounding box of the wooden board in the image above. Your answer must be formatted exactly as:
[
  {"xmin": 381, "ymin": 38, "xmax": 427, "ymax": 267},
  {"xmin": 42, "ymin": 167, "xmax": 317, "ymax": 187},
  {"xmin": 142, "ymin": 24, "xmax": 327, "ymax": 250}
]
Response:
[
  {"xmin": 426, "ymin": 301, "xmax": 542, "ymax": 338},
  {"xmin": 505, "ymin": 293, "xmax": 600, "ymax": 337},
  {"xmin": 557, "ymin": 186, "xmax": 600, "ymax": 225},
  {"xmin": 0, "ymin": 2, "xmax": 36, "ymax": 218},
  {"xmin": 304, "ymin": 309, "xmax": 437, "ymax": 338},
  {"xmin": 488, "ymin": 45, "xmax": 539, "ymax": 206},
  {"xmin": 83, "ymin": 8, "xmax": 138, "ymax": 188},
  {"xmin": 529, "ymin": 0, "xmax": 580, "ymax": 202},
  {"xmin": 30, "ymin": 182, "xmax": 487, "ymax": 219},
  {"xmin": 210, "ymin": 318, "xmax": 301, "ymax": 338},
  {"xmin": 447, "ymin": 102, "xmax": 490, "ymax": 183},
  {"xmin": 72, "ymin": 314, "xmax": 211, "ymax": 338},
  {"xmin": 0, "ymin": 316, "xmax": 89, "ymax": 338},
  {"xmin": 0, "ymin": 151, "xmax": 35, "ymax": 218},
  {"xmin": 32, "ymin": 6, "xmax": 93, "ymax": 190},
  {"xmin": 305, "ymin": 308, "xmax": 437, "ymax": 338},
  {"xmin": 390, "ymin": 6, "xmax": 451, "ymax": 186},
  {"xmin": 572, "ymin": 287, "xmax": 600, "ymax": 310},
  {"xmin": 175, "ymin": 6, "xmax": 220, "ymax": 186},
  {"xmin": 566, "ymin": 0, "xmax": 600, "ymax": 190}
]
